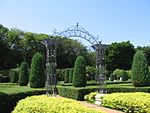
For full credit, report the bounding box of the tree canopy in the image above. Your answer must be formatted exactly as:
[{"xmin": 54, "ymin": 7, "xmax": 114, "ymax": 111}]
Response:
[{"xmin": 106, "ymin": 41, "xmax": 135, "ymax": 72}]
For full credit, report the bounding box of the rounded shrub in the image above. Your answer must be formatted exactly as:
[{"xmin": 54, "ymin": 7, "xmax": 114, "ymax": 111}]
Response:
[
  {"xmin": 30, "ymin": 52, "xmax": 45, "ymax": 88},
  {"xmin": 132, "ymin": 50, "xmax": 150, "ymax": 87},
  {"xmin": 69, "ymin": 68, "xmax": 74, "ymax": 83},
  {"xmin": 19, "ymin": 62, "xmax": 29, "ymax": 86},
  {"xmin": 73, "ymin": 56, "xmax": 86, "ymax": 87},
  {"xmin": 64, "ymin": 68, "xmax": 69, "ymax": 83},
  {"xmin": 113, "ymin": 69, "xmax": 122, "ymax": 80},
  {"xmin": 13, "ymin": 95, "xmax": 102, "ymax": 113}
]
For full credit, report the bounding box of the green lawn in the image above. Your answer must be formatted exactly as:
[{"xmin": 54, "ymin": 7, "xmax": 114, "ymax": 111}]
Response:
[{"xmin": 0, "ymin": 83, "xmax": 45, "ymax": 94}]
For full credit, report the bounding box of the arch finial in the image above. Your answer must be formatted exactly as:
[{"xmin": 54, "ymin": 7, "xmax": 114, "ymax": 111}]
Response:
[{"xmin": 76, "ymin": 22, "xmax": 79, "ymax": 28}]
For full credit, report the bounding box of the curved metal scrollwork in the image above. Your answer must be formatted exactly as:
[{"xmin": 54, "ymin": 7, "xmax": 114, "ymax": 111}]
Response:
[{"xmin": 53, "ymin": 23, "xmax": 99, "ymax": 47}]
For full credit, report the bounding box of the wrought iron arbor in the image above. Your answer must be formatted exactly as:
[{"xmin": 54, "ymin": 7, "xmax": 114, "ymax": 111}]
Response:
[
  {"xmin": 53, "ymin": 23, "xmax": 108, "ymax": 93},
  {"xmin": 42, "ymin": 23, "xmax": 107, "ymax": 95}
]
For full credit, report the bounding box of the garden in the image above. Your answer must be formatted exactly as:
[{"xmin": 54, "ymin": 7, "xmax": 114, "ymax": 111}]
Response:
[{"xmin": 1, "ymin": 24, "xmax": 150, "ymax": 113}]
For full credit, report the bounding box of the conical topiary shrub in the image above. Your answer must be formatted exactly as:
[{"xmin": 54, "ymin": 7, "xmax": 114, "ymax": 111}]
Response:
[
  {"xmin": 30, "ymin": 52, "xmax": 45, "ymax": 88},
  {"xmin": 19, "ymin": 61, "xmax": 29, "ymax": 86},
  {"xmin": 73, "ymin": 56, "xmax": 86, "ymax": 87},
  {"xmin": 132, "ymin": 50, "xmax": 150, "ymax": 87}
]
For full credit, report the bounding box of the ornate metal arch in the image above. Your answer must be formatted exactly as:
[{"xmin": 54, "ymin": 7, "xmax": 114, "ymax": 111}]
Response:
[{"xmin": 53, "ymin": 23, "xmax": 99, "ymax": 47}]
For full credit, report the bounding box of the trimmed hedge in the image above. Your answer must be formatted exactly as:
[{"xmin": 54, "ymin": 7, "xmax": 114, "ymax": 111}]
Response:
[
  {"xmin": 102, "ymin": 92, "xmax": 150, "ymax": 113},
  {"xmin": 57, "ymin": 86, "xmax": 98, "ymax": 100},
  {"xmin": 13, "ymin": 95, "xmax": 102, "ymax": 113},
  {"xmin": 0, "ymin": 90, "xmax": 46, "ymax": 113},
  {"xmin": 57, "ymin": 85, "xmax": 150, "ymax": 100}
]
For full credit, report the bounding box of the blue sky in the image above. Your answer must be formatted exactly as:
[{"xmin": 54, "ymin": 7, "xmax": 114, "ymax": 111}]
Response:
[{"xmin": 0, "ymin": 0, "xmax": 150, "ymax": 47}]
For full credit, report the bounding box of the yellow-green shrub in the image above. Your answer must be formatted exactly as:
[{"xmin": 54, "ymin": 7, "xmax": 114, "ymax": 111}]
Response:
[
  {"xmin": 102, "ymin": 92, "xmax": 150, "ymax": 113},
  {"xmin": 84, "ymin": 92, "xmax": 98, "ymax": 103},
  {"xmin": 13, "ymin": 95, "xmax": 103, "ymax": 113}
]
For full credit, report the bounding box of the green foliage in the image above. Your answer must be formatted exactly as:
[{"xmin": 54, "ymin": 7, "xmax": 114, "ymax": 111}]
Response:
[
  {"xmin": 9, "ymin": 68, "xmax": 19, "ymax": 83},
  {"xmin": 109, "ymin": 73, "xmax": 115, "ymax": 81},
  {"xmin": 73, "ymin": 56, "xmax": 86, "ymax": 87},
  {"xmin": 86, "ymin": 66, "xmax": 97, "ymax": 81},
  {"xmin": 69, "ymin": 68, "xmax": 74, "ymax": 83},
  {"xmin": 126, "ymin": 70, "xmax": 132, "ymax": 79},
  {"xmin": 132, "ymin": 50, "xmax": 150, "ymax": 87},
  {"xmin": 19, "ymin": 62, "xmax": 29, "ymax": 86},
  {"xmin": 0, "ymin": 24, "xmax": 10, "ymax": 69},
  {"xmin": 84, "ymin": 92, "xmax": 99, "ymax": 103},
  {"xmin": 137, "ymin": 46, "xmax": 150, "ymax": 65},
  {"xmin": 0, "ymin": 83, "xmax": 46, "ymax": 113},
  {"xmin": 57, "ymin": 86, "xmax": 98, "ymax": 100},
  {"xmin": 13, "ymin": 95, "xmax": 102, "ymax": 113},
  {"xmin": 113, "ymin": 69, "xmax": 128, "ymax": 81},
  {"xmin": 64, "ymin": 68, "xmax": 70, "ymax": 83},
  {"xmin": 121, "ymin": 70, "xmax": 128, "ymax": 81},
  {"xmin": 56, "ymin": 69, "xmax": 65, "ymax": 81},
  {"xmin": 30, "ymin": 52, "xmax": 45, "ymax": 88},
  {"xmin": 106, "ymin": 41, "xmax": 135, "ymax": 72},
  {"xmin": 102, "ymin": 92, "xmax": 150, "ymax": 113}
]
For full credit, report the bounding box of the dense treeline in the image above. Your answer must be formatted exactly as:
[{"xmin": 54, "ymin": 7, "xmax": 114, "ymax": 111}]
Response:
[
  {"xmin": 0, "ymin": 24, "xmax": 95, "ymax": 70},
  {"xmin": 0, "ymin": 24, "xmax": 150, "ymax": 72}
]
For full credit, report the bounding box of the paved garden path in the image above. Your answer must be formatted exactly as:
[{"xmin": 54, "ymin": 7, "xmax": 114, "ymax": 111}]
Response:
[
  {"xmin": 80, "ymin": 101, "xmax": 124, "ymax": 113},
  {"xmin": 57, "ymin": 95, "xmax": 123, "ymax": 113}
]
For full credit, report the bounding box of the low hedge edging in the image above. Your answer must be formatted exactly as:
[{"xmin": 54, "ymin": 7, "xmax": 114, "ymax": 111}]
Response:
[
  {"xmin": 57, "ymin": 86, "xmax": 98, "ymax": 100},
  {"xmin": 0, "ymin": 90, "xmax": 46, "ymax": 113}
]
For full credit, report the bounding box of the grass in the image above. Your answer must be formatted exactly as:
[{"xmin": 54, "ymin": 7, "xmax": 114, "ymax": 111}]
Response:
[{"xmin": 0, "ymin": 83, "xmax": 45, "ymax": 94}]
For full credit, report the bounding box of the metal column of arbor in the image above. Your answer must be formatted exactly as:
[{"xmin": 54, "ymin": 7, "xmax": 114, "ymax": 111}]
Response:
[
  {"xmin": 95, "ymin": 42, "xmax": 108, "ymax": 93},
  {"xmin": 42, "ymin": 38, "xmax": 57, "ymax": 96}
]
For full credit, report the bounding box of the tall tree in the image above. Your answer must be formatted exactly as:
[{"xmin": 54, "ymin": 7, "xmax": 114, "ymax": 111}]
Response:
[
  {"xmin": 0, "ymin": 24, "xmax": 9, "ymax": 69},
  {"xmin": 106, "ymin": 41, "xmax": 135, "ymax": 72}
]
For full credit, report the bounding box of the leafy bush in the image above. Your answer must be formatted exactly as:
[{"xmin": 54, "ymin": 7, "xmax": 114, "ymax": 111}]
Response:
[
  {"xmin": 113, "ymin": 69, "xmax": 128, "ymax": 81},
  {"xmin": 30, "ymin": 52, "xmax": 45, "ymax": 88},
  {"xmin": 13, "ymin": 95, "xmax": 102, "ymax": 113},
  {"xmin": 64, "ymin": 68, "xmax": 70, "ymax": 83},
  {"xmin": 113, "ymin": 69, "xmax": 122, "ymax": 80},
  {"xmin": 84, "ymin": 92, "xmax": 98, "ymax": 103},
  {"xmin": 102, "ymin": 92, "xmax": 150, "ymax": 113},
  {"xmin": 73, "ymin": 56, "xmax": 86, "ymax": 87},
  {"xmin": 132, "ymin": 50, "xmax": 150, "ymax": 87},
  {"xmin": 19, "ymin": 62, "xmax": 29, "ymax": 86},
  {"xmin": 69, "ymin": 68, "xmax": 73, "ymax": 83},
  {"xmin": 9, "ymin": 68, "xmax": 19, "ymax": 83}
]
